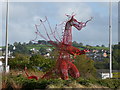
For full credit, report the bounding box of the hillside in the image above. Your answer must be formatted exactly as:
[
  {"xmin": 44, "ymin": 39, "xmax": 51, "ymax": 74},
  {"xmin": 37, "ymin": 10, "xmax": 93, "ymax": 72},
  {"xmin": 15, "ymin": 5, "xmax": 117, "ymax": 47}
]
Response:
[{"xmin": 25, "ymin": 44, "xmax": 109, "ymax": 50}]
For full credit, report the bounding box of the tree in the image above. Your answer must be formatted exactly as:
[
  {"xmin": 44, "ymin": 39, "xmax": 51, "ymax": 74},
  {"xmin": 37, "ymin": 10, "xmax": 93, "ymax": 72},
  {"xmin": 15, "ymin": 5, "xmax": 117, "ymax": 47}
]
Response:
[
  {"xmin": 38, "ymin": 40, "xmax": 46, "ymax": 44},
  {"xmin": 93, "ymin": 43, "xmax": 120, "ymax": 70},
  {"xmin": 28, "ymin": 41, "xmax": 33, "ymax": 45},
  {"xmin": 96, "ymin": 45, "xmax": 100, "ymax": 47},
  {"xmin": 72, "ymin": 41, "xmax": 79, "ymax": 47},
  {"xmin": 23, "ymin": 42, "xmax": 27, "ymax": 45},
  {"xmin": 29, "ymin": 54, "xmax": 55, "ymax": 71},
  {"xmin": 9, "ymin": 53, "xmax": 56, "ymax": 71},
  {"xmin": 112, "ymin": 44, "xmax": 120, "ymax": 70},
  {"xmin": 39, "ymin": 47, "xmax": 47, "ymax": 55},
  {"xmin": 8, "ymin": 44, "xmax": 14, "ymax": 51},
  {"xmin": 9, "ymin": 53, "xmax": 30, "ymax": 69},
  {"xmin": 86, "ymin": 45, "xmax": 92, "ymax": 49},
  {"xmin": 50, "ymin": 49, "xmax": 59, "ymax": 60},
  {"xmin": 14, "ymin": 42, "xmax": 18, "ymax": 46},
  {"xmin": 101, "ymin": 45, "xmax": 105, "ymax": 47},
  {"xmin": 74, "ymin": 55, "xmax": 96, "ymax": 78},
  {"xmin": 13, "ymin": 42, "xmax": 29, "ymax": 55},
  {"xmin": 119, "ymin": 42, "xmax": 120, "ymax": 45},
  {"xmin": 94, "ymin": 58, "xmax": 109, "ymax": 69},
  {"xmin": 79, "ymin": 42, "xmax": 83, "ymax": 47}
]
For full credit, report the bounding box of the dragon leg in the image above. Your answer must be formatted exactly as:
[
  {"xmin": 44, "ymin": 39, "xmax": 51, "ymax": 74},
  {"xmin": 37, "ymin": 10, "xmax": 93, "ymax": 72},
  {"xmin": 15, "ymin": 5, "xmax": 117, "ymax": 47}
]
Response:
[
  {"xmin": 60, "ymin": 60, "xmax": 69, "ymax": 80},
  {"xmin": 68, "ymin": 61, "xmax": 80, "ymax": 78}
]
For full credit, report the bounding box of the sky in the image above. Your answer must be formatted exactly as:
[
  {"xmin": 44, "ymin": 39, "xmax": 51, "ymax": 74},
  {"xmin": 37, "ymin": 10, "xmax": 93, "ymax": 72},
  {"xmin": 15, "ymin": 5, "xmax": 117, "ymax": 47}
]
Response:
[
  {"xmin": 1, "ymin": 2, "xmax": 118, "ymax": 47},
  {"xmin": 118, "ymin": 1, "xmax": 120, "ymax": 43}
]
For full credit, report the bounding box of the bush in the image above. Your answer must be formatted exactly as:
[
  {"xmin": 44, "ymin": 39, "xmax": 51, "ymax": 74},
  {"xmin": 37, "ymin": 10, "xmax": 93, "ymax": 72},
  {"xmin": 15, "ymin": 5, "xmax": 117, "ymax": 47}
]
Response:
[
  {"xmin": 9, "ymin": 54, "xmax": 56, "ymax": 71},
  {"xmin": 74, "ymin": 55, "xmax": 96, "ymax": 78},
  {"xmin": 97, "ymin": 79, "xmax": 120, "ymax": 89},
  {"xmin": 76, "ymin": 78, "xmax": 91, "ymax": 86},
  {"xmin": 9, "ymin": 54, "xmax": 30, "ymax": 70},
  {"xmin": 29, "ymin": 54, "xmax": 56, "ymax": 71},
  {"xmin": 16, "ymin": 77, "xmax": 64, "ymax": 89},
  {"xmin": 3, "ymin": 74, "xmax": 120, "ymax": 89}
]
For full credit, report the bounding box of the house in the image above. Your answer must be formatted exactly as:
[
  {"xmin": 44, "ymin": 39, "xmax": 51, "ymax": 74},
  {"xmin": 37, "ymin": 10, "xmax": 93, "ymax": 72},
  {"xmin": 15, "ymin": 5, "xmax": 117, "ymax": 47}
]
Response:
[
  {"xmin": 44, "ymin": 52, "xmax": 50, "ymax": 57},
  {"xmin": 0, "ymin": 61, "xmax": 3, "ymax": 73},
  {"xmin": 30, "ymin": 48, "xmax": 39, "ymax": 54},
  {"xmin": 97, "ymin": 69, "xmax": 120, "ymax": 79},
  {"xmin": 46, "ymin": 48, "xmax": 52, "ymax": 52},
  {"xmin": 0, "ymin": 56, "xmax": 4, "ymax": 59},
  {"xmin": 101, "ymin": 73, "xmax": 113, "ymax": 79}
]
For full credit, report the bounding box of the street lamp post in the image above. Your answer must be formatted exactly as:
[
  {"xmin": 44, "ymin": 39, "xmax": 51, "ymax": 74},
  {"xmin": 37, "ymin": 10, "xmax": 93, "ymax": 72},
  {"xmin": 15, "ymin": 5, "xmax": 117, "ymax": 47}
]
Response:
[
  {"xmin": 109, "ymin": 1, "xmax": 112, "ymax": 78},
  {"xmin": 5, "ymin": 0, "xmax": 9, "ymax": 73}
]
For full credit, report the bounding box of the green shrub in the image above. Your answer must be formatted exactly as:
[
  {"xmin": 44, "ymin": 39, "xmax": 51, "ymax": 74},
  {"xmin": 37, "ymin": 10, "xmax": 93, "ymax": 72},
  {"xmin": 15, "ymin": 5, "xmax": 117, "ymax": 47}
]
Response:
[
  {"xmin": 9, "ymin": 54, "xmax": 56, "ymax": 71},
  {"xmin": 29, "ymin": 54, "xmax": 56, "ymax": 71},
  {"xmin": 74, "ymin": 55, "xmax": 96, "ymax": 79},
  {"xmin": 76, "ymin": 78, "xmax": 90, "ymax": 86},
  {"xmin": 3, "ymin": 74, "xmax": 120, "ymax": 89},
  {"xmin": 97, "ymin": 79, "xmax": 120, "ymax": 89},
  {"xmin": 37, "ymin": 79, "xmax": 50, "ymax": 89},
  {"xmin": 9, "ymin": 53, "xmax": 30, "ymax": 70},
  {"xmin": 23, "ymin": 79, "xmax": 63, "ymax": 89},
  {"xmin": 22, "ymin": 79, "xmax": 38, "ymax": 89}
]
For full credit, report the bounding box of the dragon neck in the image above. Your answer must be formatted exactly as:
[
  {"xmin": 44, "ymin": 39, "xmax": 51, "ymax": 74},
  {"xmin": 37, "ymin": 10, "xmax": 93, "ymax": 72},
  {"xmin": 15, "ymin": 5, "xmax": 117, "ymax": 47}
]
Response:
[{"xmin": 63, "ymin": 23, "xmax": 72, "ymax": 45}]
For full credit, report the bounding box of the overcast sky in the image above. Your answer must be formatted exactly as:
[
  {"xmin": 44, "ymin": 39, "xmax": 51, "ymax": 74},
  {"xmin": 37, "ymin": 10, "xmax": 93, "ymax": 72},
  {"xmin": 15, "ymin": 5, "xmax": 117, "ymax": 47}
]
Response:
[{"xmin": 1, "ymin": 2, "xmax": 118, "ymax": 46}]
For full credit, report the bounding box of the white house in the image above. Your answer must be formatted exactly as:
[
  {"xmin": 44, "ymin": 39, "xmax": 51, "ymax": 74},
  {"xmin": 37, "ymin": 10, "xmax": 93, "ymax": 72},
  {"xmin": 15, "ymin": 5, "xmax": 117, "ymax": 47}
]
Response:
[
  {"xmin": 101, "ymin": 73, "xmax": 113, "ymax": 79},
  {"xmin": 0, "ymin": 61, "xmax": 3, "ymax": 73},
  {"xmin": 46, "ymin": 48, "xmax": 52, "ymax": 52},
  {"xmin": 0, "ymin": 56, "xmax": 4, "ymax": 59}
]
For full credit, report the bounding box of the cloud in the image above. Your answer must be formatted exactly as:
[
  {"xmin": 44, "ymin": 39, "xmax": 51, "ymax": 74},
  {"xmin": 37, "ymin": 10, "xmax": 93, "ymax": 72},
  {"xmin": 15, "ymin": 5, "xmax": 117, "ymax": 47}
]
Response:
[
  {"xmin": 1, "ymin": 2, "xmax": 118, "ymax": 46},
  {"xmin": 55, "ymin": 3, "xmax": 109, "ymax": 45}
]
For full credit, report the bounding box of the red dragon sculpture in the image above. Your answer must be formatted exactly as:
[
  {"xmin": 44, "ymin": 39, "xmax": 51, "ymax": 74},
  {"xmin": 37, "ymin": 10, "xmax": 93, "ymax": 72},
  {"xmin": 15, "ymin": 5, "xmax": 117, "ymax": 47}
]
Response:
[{"xmin": 30, "ymin": 14, "xmax": 92, "ymax": 80}]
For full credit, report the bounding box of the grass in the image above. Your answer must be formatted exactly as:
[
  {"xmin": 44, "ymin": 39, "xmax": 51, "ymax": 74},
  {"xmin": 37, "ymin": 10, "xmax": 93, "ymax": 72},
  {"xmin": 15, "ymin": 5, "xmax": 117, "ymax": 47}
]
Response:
[
  {"xmin": 2, "ymin": 69, "xmax": 120, "ymax": 89},
  {"xmin": 91, "ymin": 46, "xmax": 109, "ymax": 50},
  {"xmin": 9, "ymin": 69, "xmax": 44, "ymax": 78},
  {"xmin": 0, "ymin": 73, "xmax": 2, "ymax": 89},
  {"xmin": 26, "ymin": 44, "xmax": 109, "ymax": 51},
  {"xmin": 26, "ymin": 44, "xmax": 54, "ymax": 50},
  {"xmin": 0, "ymin": 44, "xmax": 109, "ymax": 51},
  {"xmin": 84, "ymin": 46, "xmax": 109, "ymax": 50},
  {"xmin": 0, "ymin": 46, "xmax": 5, "ymax": 48},
  {"xmin": 113, "ymin": 72, "xmax": 120, "ymax": 78}
]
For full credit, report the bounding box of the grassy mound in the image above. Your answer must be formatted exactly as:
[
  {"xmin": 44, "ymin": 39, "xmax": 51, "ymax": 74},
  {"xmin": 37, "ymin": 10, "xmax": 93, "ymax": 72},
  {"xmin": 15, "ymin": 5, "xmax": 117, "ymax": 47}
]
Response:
[{"xmin": 2, "ymin": 73, "xmax": 120, "ymax": 89}]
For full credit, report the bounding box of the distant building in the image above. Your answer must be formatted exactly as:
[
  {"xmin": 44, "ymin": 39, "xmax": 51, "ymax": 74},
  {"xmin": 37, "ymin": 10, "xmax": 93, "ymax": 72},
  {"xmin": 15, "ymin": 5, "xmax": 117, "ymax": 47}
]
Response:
[
  {"xmin": 101, "ymin": 73, "xmax": 113, "ymax": 79},
  {"xmin": 44, "ymin": 52, "xmax": 50, "ymax": 57},
  {"xmin": 13, "ymin": 46, "xmax": 16, "ymax": 50},
  {"xmin": 46, "ymin": 48, "xmax": 52, "ymax": 52},
  {"xmin": 0, "ymin": 61, "xmax": 3, "ymax": 73},
  {"xmin": 0, "ymin": 56, "xmax": 4, "ymax": 59},
  {"xmin": 103, "ymin": 53, "xmax": 107, "ymax": 57},
  {"xmin": 97, "ymin": 69, "xmax": 120, "ymax": 79},
  {"xmin": 30, "ymin": 48, "xmax": 39, "ymax": 54}
]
